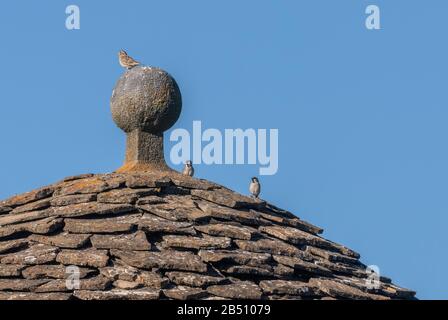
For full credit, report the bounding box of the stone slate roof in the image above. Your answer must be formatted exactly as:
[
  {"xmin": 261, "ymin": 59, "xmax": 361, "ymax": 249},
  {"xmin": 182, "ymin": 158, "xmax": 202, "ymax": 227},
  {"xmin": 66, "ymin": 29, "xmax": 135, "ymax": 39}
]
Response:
[{"xmin": 0, "ymin": 171, "xmax": 416, "ymax": 300}]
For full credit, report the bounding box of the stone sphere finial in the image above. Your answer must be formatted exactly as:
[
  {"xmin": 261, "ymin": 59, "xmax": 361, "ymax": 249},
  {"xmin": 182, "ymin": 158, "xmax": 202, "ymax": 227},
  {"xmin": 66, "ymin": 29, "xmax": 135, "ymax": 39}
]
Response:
[
  {"xmin": 111, "ymin": 66, "xmax": 182, "ymax": 134},
  {"xmin": 110, "ymin": 66, "xmax": 182, "ymax": 173}
]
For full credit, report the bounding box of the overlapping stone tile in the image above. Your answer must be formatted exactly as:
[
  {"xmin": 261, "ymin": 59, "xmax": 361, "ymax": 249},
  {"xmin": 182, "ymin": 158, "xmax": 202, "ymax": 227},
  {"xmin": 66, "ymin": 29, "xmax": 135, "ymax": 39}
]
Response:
[
  {"xmin": 0, "ymin": 292, "xmax": 72, "ymax": 300},
  {"xmin": 0, "ymin": 279, "xmax": 50, "ymax": 292},
  {"xmin": 195, "ymin": 223, "xmax": 257, "ymax": 240},
  {"xmin": 164, "ymin": 286, "xmax": 208, "ymax": 300},
  {"xmin": 56, "ymin": 249, "xmax": 109, "ymax": 268},
  {"xmin": 54, "ymin": 177, "xmax": 122, "ymax": 197},
  {"xmin": 0, "ymin": 239, "xmax": 28, "ymax": 254},
  {"xmin": 63, "ymin": 214, "xmax": 141, "ymax": 234},
  {"xmin": 1, "ymin": 244, "xmax": 59, "ymax": 265},
  {"xmin": 110, "ymin": 249, "xmax": 207, "ymax": 273},
  {"xmin": 207, "ymin": 282, "xmax": 263, "ymax": 299},
  {"xmin": 234, "ymin": 238, "xmax": 303, "ymax": 257},
  {"xmin": 273, "ymin": 255, "xmax": 332, "ymax": 276},
  {"xmin": 74, "ymin": 288, "xmax": 160, "ymax": 300},
  {"xmin": 10, "ymin": 199, "xmax": 51, "ymax": 215},
  {"xmin": 22, "ymin": 265, "xmax": 96, "ymax": 279},
  {"xmin": 308, "ymin": 278, "xmax": 389, "ymax": 300},
  {"xmin": 51, "ymin": 202, "xmax": 135, "ymax": 218},
  {"xmin": 199, "ymin": 250, "xmax": 272, "ymax": 267},
  {"xmin": 191, "ymin": 189, "xmax": 264, "ymax": 209},
  {"xmin": 162, "ymin": 235, "xmax": 232, "ymax": 250},
  {"xmin": 1, "ymin": 187, "xmax": 54, "ymax": 208},
  {"xmin": 166, "ymin": 271, "xmax": 227, "ymax": 288},
  {"xmin": 97, "ymin": 188, "xmax": 156, "ymax": 204},
  {"xmin": 35, "ymin": 275, "xmax": 111, "ymax": 293},
  {"xmin": 29, "ymin": 233, "xmax": 91, "ymax": 249},
  {"xmin": 126, "ymin": 173, "xmax": 171, "ymax": 189},
  {"xmin": 0, "ymin": 217, "xmax": 63, "ymax": 239},
  {"xmin": 91, "ymin": 231, "xmax": 151, "ymax": 251},
  {"xmin": 259, "ymin": 280, "xmax": 319, "ymax": 296},
  {"xmin": 0, "ymin": 209, "xmax": 52, "ymax": 227},
  {"xmin": 0, "ymin": 264, "xmax": 25, "ymax": 277},
  {"xmin": 222, "ymin": 265, "xmax": 273, "ymax": 277},
  {"xmin": 256, "ymin": 210, "xmax": 323, "ymax": 235},
  {"xmin": 51, "ymin": 194, "xmax": 97, "ymax": 207},
  {"xmin": 138, "ymin": 214, "xmax": 196, "ymax": 235},
  {"xmin": 0, "ymin": 172, "xmax": 416, "ymax": 300},
  {"xmin": 196, "ymin": 201, "xmax": 268, "ymax": 226}
]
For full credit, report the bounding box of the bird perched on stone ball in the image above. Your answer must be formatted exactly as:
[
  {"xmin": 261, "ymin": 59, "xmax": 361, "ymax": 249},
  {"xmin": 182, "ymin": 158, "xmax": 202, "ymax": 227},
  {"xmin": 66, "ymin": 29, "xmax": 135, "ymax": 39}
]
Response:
[
  {"xmin": 249, "ymin": 177, "xmax": 261, "ymax": 198},
  {"xmin": 183, "ymin": 160, "xmax": 194, "ymax": 177},
  {"xmin": 118, "ymin": 50, "xmax": 140, "ymax": 69}
]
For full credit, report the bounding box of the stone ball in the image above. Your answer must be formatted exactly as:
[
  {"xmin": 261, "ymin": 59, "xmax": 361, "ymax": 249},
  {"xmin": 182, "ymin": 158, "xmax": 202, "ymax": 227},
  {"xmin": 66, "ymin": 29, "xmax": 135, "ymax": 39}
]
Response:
[{"xmin": 111, "ymin": 66, "xmax": 182, "ymax": 134}]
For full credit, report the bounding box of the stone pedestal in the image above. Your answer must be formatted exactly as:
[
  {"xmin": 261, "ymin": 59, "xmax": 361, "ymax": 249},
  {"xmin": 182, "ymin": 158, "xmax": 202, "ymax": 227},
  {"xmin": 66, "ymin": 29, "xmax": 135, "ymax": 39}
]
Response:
[{"xmin": 110, "ymin": 66, "xmax": 182, "ymax": 173}]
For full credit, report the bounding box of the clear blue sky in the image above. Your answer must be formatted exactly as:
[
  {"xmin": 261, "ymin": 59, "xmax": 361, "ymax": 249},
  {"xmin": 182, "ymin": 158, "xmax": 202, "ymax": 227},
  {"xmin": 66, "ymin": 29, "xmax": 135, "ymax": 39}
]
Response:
[{"xmin": 0, "ymin": 1, "xmax": 446, "ymax": 299}]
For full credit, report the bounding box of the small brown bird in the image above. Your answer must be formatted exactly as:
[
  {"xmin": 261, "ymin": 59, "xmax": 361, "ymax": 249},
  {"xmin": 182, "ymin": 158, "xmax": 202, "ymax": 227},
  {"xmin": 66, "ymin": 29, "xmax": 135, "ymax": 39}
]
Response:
[
  {"xmin": 118, "ymin": 50, "xmax": 140, "ymax": 69},
  {"xmin": 182, "ymin": 160, "xmax": 194, "ymax": 177},
  {"xmin": 249, "ymin": 177, "xmax": 261, "ymax": 199}
]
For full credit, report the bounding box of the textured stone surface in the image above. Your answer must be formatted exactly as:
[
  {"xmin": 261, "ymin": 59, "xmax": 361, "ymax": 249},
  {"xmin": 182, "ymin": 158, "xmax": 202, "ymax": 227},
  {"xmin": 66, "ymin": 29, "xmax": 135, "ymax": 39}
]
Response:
[
  {"xmin": 56, "ymin": 249, "xmax": 109, "ymax": 268},
  {"xmin": 111, "ymin": 249, "xmax": 207, "ymax": 273},
  {"xmin": 35, "ymin": 276, "xmax": 111, "ymax": 293},
  {"xmin": 113, "ymin": 280, "xmax": 141, "ymax": 289},
  {"xmin": 192, "ymin": 189, "xmax": 263, "ymax": 209},
  {"xmin": 0, "ymin": 209, "xmax": 51, "ymax": 227},
  {"xmin": 22, "ymin": 265, "xmax": 95, "ymax": 279},
  {"xmin": 199, "ymin": 250, "xmax": 272, "ymax": 267},
  {"xmin": 54, "ymin": 177, "xmax": 122, "ymax": 197},
  {"xmin": 0, "ymin": 264, "xmax": 25, "ymax": 277},
  {"xmin": 222, "ymin": 265, "xmax": 273, "ymax": 277},
  {"xmin": 136, "ymin": 271, "xmax": 169, "ymax": 289},
  {"xmin": 10, "ymin": 199, "xmax": 51, "ymax": 215},
  {"xmin": 52, "ymin": 202, "xmax": 135, "ymax": 218},
  {"xmin": 235, "ymin": 238, "xmax": 302, "ymax": 257},
  {"xmin": 0, "ymin": 217, "xmax": 63, "ymax": 239},
  {"xmin": 0, "ymin": 206, "xmax": 12, "ymax": 215},
  {"xmin": 195, "ymin": 223, "xmax": 256, "ymax": 240},
  {"xmin": 164, "ymin": 286, "xmax": 208, "ymax": 300},
  {"xmin": 0, "ymin": 292, "xmax": 71, "ymax": 300},
  {"xmin": 111, "ymin": 66, "xmax": 182, "ymax": 134},
  {"xmin": 1, "ymin": 244, "xmax": 59, "ymax": 265},
  {"xmin": 166, "ymin": 272, "xmax": 226, "ymax": 288},
  {"xmin": 0, "ymin": 239, "xmax": 28, "ymax": 254},
  {"xmin": 256, "ymin": 210, "xmax": 323, "ymax": 235},
  {"xmin": 273, "ymin": 255, "xmax": 332, "ymax": 276},
  {"xmin": 51, "ymin": 194, "xmax": 97, "ymax": 207},
  {"xmin": 138, "ymin": 214, "xmax": 196, "ymax": 235},
  {"xmin": 0, "ymin": 279, "xmax": 49, "ymax": 291},
  {"xmin": 196, "ymin": 201, "xmax": 267, "ymax": 226},
  {"xmin": 126, "ymin": 174, "xmax": 171, "ymax": 188},
  {"xmin": 64, "ymin": 216, "xmax": 138, "ymax": 234},
  {"xmin": 207, "ymin": 282, "xmax": 263, "ymax": 300},
  {"xmin": 308, "ymin": 278, "xmax": 389, "ymax": 300},
  {"xmin": 1, "ymin": 187, "xmax": 54, "ymax": 208},
  {"xmin": 91, "ymin": 231, "xmax": 151, "ymax": 251},
  {"xmin": 0, "ymin": 171, "xmax": 415, "ymax": 300},
  {"xmin": 74, "ymin": 288, "xmax": 160, "ymax": 300},
  {"xmin": 162, "ymin": 235, "xmax": 232, "ymax": 250},
  {"xmin": 97, "ymin": 189, "xmax": 155, "ymax": 204},
  {"xmin": 29, "ymin": 233, "xmax": 90, "ymax": 249},
  {"xmin": 259, "ymin": 280, "xmax": 318, "ymax": 296}
]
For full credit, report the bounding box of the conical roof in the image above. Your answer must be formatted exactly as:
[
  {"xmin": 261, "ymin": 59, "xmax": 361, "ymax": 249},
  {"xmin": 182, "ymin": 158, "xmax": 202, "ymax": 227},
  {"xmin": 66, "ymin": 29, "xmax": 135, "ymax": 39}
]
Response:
[
  {"xmin": 0, "ymin": 64, "xmax": 416, "ymax": 300},
  {"xmin": 0, "ymin": 171, "xmax": 415, "ymax": 300}
]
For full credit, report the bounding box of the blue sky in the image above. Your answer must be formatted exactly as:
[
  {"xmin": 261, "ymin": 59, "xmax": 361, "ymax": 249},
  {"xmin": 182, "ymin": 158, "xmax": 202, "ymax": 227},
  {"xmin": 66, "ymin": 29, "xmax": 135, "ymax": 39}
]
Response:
[{"xmin": 0, "ymin": 1, "xmax": 446, "ymax": 299}]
